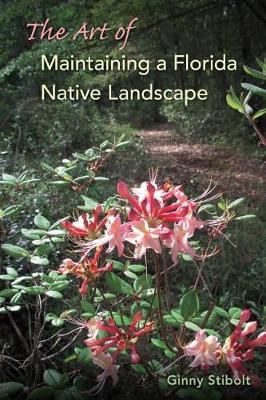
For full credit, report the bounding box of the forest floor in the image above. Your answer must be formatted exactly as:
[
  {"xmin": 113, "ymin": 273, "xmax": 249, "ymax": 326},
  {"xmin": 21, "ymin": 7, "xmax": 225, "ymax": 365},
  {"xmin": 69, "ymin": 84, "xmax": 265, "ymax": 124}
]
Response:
[{"xmin": 136, "ymin": 124, "xmax": 266, "ymax": 205}]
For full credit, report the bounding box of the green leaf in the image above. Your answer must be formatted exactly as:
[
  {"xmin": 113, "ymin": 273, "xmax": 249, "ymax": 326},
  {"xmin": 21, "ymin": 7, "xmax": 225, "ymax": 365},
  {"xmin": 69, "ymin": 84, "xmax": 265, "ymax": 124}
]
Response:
[
  {"xmin": 112, "ymin": 313, "xmax": 132, "ymax": 326},
  {"xmin": 49, "ymin": 281, "xmax": 69, "ymax": 291},
  {"xmin": 41, "ymin": 162, "xmax": 56, "ymax": 173},
  {"xmin": 37, "ymin": 243, "xmax": 54, "ymax": 256},
  {"xmin": 28, "ymin": 386, "xmax": 54, "ymax": 400},
  {"xmin": 21, "ymin": 228, "xmax": 47, "ymax": 239},
  {"xmin": 1, "ymin": 205, "xmax": 19, "ymax": 217},
  {"xmin": 0, "ymin": 382, "xmax": 24, "ymax": 396},
  {"xmin": 77, "ymin": 347, "xmax": 91, "ymax": 364},
  {"xmin": 184, "ymin": 321, "xmax": 201, "ymax": 332},
  {"xmin": 213, "ymin": 306, "xmax": 229, "ymax": 319},
  {"xmin": 80, "ymin": 300, "xmax": 96, "ymax": 314},
  {"xmin": 106, "ymin": 272, "xmax": 133, "ymax": 295},
  {"xmin": 226, "ymin": 88, "xmax": 244, "ymax": 112},
  {"xmin": 235, "ymin": 214, "xmax": 256, "ymax": 221},
  {"xmin": 256, "ymin": 58, "xmax": 266, "ymax": 73},
  {"xmin": 244, "ymin": 65, "xmax": 266, "ymax": 81},
  {"xmin": 171, "ymin": 309, "xmax": 184, "ymax": 322},
  {"xmin": 128, "ymin": 264, "xmax": 146, "ymax": 273},
  {"xmin": 0, "ymin": 180, "xmax": 16, "ymax": 186},
  {"xmin": 45, "ymin": 313, "xmax": 56, "ymax": 322},
  {"xmin": 59, "ymin": 309, "xmax": 77, "ymax": 319},
  {"xmin": 47, "ymin": 229, "xmax": 66, "ymax": 236},
  {"xmin": 80, "ymin": 195, "xmax": 98, "ymax": 210},
  {"xmin": 181, "ymin": 253, "xmax": 193, "ymax": 262},
  {"xmin": 253, "ymin": 108, "xmax": 266, "ymax": 120},
  {"xmin": 46, "ymin": 290, "xmax": 63, "ymax": 299},
  {"xmin": 0, "ymin": 274, "xmax": 16, "ymax": 280},
  {"xmin": 230, "ymin": 318, "xmax": 240, "ymax": 326},
  {"xmin": 131, "ymin": 364, "xmax": 147, "ymax": 375},
  {"xmin": 226, "ymin": 93, "xmax": 243, "ymax": 111},
  {"xmin": 229, "ymin": 307, "xmax": 242, "ymax": 319},
  {"xmin": 218, "ymin": 201, "xmax": 226, "ymax": 211},
  {"xmin": 31, "ymin": 256, "xmax": 49, "ymax": 265},
  {"xmin": 64, "ymin": 354, "xmax": 77, "ymax": 363},
  {"xmin": 116, "ymin": 140, "xmax": 131, "ymax": 148},
  {"xmin": 198, "ymin": 204, "xmax": 216, "ymax": 213},
  {"xmin": 52, "ymin": 318, "xmax": 64, "ymax": 327},
  {"xmin": 6, "ymin": 267, "xmax": 18, "ymax": 278},
  {"xmin": 20, "ymin": 179, "xmax": 40, "ymax": 185},
  {"xmin": 140, "ymin": 288, "xmax": 155, "ymax": 298},
  {"xmin": 74, "ymin": 175, "xmax": 93, "ymax": 182},
  {"xmin": 1, "ymin": 244, "xmax": 29, "ymax": 258},
  {"xmin": 134, "ymin": 274, "xmax": 153, "ymax": 293},
  {"xmin": 151, "ymin": 338, "xmax": 167, "ymax": 350},
  {"xmin": 227, "ymin": 198, "xmax": 245, "ymax": 210},
  {"xmin": 94, "ymin": 176, "xmax": 109, "ymax": 181},
  {"xmin": 10, "ymin": 292, "xmax": 23, "ymax": 305},
  {"xmin": 6, "ymin": 305, "xmax": 21, "ymax": 312},
  {"xmin": 164, "ymin": 349, "xmax": 176, "ymax": 358},
  {"xmin": 24, "ymin": 286, "xmax": 45, "ymax": 295},
  {"xmin": 34, "ymin": 214, "xmax": 51, "ymax": 230},
  {"xmin": 180, "ymin": 289, "xmax": 199, "ymax": 320},
  {"xmin": 2, "ymin": 173, "xmax": 17, "ymax": 183},
  {"xmin": 241, "ymin": 83, "xmax": 266, "ymax": 97},
  {"xmin": 148, "ymin": 359, "xmax": 163, "ymax": 372},
  {"xmin": 124, "ymin": 270, "xmax": 138, "ymax": 280},
  {"xmin": 0, "ymin": 289, "xmax": 18, "ymax": 297},
  {"xmin": 163, "ymin": 314, "xmax": 180, "ymax": 327},
  {"xmin": 43, "ymin": 369, "xmax": 64, "ymax": 389},
  {"xmin": 110, "ymin": 260, "xmax": 124, "ymax": 271}
]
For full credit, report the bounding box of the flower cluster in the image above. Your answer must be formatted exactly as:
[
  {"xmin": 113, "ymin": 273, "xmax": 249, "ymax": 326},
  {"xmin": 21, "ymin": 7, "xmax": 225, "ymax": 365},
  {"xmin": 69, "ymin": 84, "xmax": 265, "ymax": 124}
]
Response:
[
  {"xmin": 58, "ymin": 177, "xmax": 210, "ymax": 296},
  {"xmin": 184, "ymin": 330, "xmax": 222, "ymax": 370},
  {"xmin": 58, "ymin": 246, "xmax": 112, "ymax": 296},
  {"xmin": 60, "ymin": 177, "xmax": 206, "ymax": 273},
  {"xmin": 89, "ymin": 353, "xmax": 119, "ymax": 394},
  {"xmin": 85, "ymin": 311, "xmax": 154, "ymax": 364},
  {"xmin": 223, "ymin": 309, "xmax": 266, "ymax": 387},
  {"xmin": 83, "ymin": 311, "xmax": 153, "ymax": 391},
  {"xmin": 184, "ymin": 309, "xmax": 266, "ymax": 386}
]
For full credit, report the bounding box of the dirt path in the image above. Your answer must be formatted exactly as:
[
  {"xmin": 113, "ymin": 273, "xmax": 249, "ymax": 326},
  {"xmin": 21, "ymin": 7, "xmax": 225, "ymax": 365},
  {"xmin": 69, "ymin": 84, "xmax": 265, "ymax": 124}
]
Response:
[{"xmin": 137, "ymin": 124, "xmax": 265, "ymax": 204}]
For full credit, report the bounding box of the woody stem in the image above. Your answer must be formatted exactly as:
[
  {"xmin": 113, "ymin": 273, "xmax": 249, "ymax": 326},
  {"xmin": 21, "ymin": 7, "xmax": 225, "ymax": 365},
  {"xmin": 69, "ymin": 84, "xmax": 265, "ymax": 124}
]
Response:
[
  {"xmin": 153, "ymin": 252, "xmax": 178, "ymax": 354},
  {"xmin": 246, "ymin": 114, "xmax": 266, "ymax": 147},
  {"xmin": 115, "ymin": 293, "xmax": 126, "ymax": 331}
]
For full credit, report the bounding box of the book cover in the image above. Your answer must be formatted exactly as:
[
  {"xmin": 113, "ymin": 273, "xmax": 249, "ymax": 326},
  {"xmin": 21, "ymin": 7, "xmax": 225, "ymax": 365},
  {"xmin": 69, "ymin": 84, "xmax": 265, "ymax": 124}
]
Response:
[{"xmin": 0, "ymin": 1, "xmax": 265, "ymax": 399}]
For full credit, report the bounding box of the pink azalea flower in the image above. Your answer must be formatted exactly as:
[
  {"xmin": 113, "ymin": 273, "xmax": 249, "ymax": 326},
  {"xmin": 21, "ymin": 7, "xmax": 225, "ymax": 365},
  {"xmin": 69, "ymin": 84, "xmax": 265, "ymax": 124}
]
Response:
[
  {"xmin": 184, "ymin": 330, "xmax": 222, "ymax": 370},
  {"xmin": 164, "ymin": 218, "xmax": 199, "ymax": 263},
  {"xmin": 85, "ymin": 316, "xmax": 103, "ymax": 339},
  {"xmin": 89, "ymin": 353, "xmax": 119, "ymax": 394},
  {"xmin": 125, "ymin": 218, "xmax": 163, "ymax": 258},
  {"xmin": 85, "ymin": 311, "xmax": 154, "ymax": 364},
  {"xmin": 77, "ymin": 178, "xmax": 204, "ymax": 261},
  {"xmin": 61, "ymin": 205, "xmax": 110, "ymax": 239},
  {"xmin": 105, "ymin": 214, "xmax": 130, "ymax": 256},
  {"xmin": 58, "ymin": 247, "xmax": 112, "ymax": 296},
  {"xmin": 82, "ymin": 214, "xmax": 129, "ymax": 257},
  {"xmin": 223, "ymin": 309, "xmax": 266, "ymax": 387},
  {"xmin": 117, "ymin": 179, "xmax": 198, "ymax": 225},
  {"xmin": 132, "ymin": 180, "xmax": 165, "ymax": 208}
]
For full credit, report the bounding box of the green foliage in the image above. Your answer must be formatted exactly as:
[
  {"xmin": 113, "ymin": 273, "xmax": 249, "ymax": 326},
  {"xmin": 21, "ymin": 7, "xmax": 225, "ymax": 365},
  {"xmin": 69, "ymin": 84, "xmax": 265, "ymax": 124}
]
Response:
[
  {"xmin": 227, "ymin": 58, "xmax": 266, "ymax": 146},
  {"xmin": 106, "ymin": 272, "xmax": 134, "ymax": 295},
  {"xmin": 180, "ymin": 289, "xmax": 200, "ymax": 320}
]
